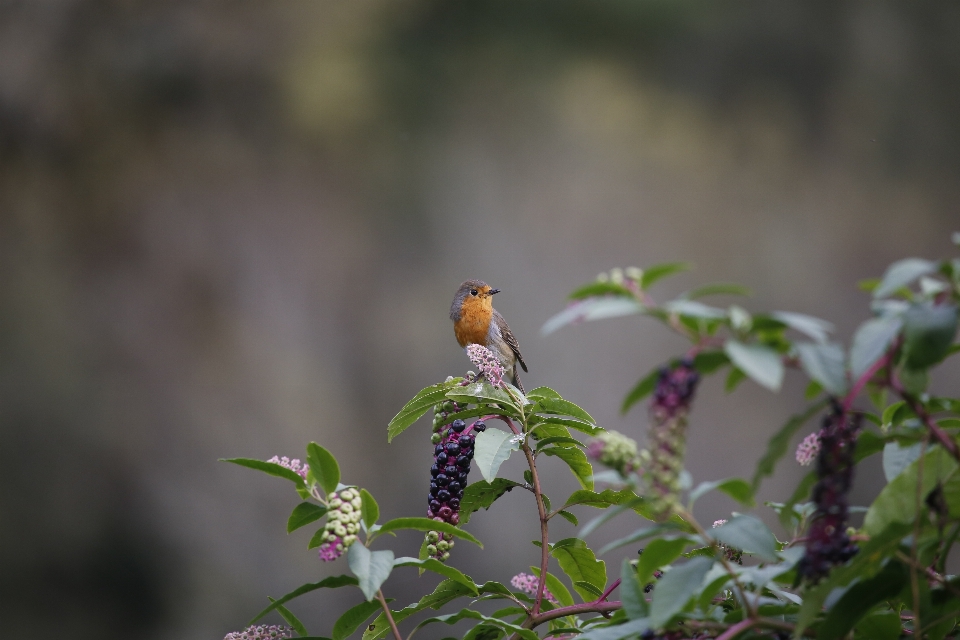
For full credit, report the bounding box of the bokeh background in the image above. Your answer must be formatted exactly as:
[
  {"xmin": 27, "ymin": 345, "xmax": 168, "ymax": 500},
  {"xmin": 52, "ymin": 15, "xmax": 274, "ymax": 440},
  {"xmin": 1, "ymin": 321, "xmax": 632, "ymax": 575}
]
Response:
[{"xmin": 2, "ymin": 2, "xmax": 959, "ymax": 638}]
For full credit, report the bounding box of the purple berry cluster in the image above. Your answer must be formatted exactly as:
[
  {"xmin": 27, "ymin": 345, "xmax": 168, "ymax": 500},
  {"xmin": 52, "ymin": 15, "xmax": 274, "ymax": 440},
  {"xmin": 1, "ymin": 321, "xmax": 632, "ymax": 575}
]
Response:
[
  {"xmin": 797, "ymin": 404, "xmax": 861, "ymax": 584},
  {"xmin": 642, "ymin": 359, "xmax": 700, "ymax": 520},
  {"xmin": 426, "ymin": 404, "xmax": 485, "ymax": 561}
]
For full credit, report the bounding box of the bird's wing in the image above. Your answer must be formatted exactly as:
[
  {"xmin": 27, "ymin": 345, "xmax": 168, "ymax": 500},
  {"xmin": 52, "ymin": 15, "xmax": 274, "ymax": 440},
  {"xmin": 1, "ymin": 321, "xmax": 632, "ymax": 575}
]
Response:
[{"xmin": 495, "ymin": 310, "xmax": 528, "ymax": 372}]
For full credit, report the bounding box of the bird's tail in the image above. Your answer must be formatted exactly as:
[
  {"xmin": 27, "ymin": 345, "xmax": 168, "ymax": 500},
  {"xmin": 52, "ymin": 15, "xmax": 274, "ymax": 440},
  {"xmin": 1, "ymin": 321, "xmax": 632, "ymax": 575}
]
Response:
[{"xmin": 513, "ymin": 373, "xmax": 525, "ymax": 394}]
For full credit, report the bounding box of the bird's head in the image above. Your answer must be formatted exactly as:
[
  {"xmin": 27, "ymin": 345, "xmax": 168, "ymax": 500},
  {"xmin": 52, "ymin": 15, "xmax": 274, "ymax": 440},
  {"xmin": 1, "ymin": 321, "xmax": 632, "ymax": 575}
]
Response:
[{"xmin": 450, "ymin": 280, "xmax": 500, "ymax": 321}]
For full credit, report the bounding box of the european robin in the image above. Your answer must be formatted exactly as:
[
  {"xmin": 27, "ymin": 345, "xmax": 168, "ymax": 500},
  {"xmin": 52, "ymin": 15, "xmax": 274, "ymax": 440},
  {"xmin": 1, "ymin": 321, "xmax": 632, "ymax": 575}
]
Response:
[{"xmin": 449, "ymin": 280, "xmax": 528, "ymax": 392}]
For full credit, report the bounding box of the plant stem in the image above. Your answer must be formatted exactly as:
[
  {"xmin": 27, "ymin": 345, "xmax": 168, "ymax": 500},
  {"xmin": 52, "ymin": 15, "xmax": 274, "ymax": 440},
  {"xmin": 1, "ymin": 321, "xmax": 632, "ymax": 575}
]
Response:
[
  {"xmin": 525, "ymin": 601, "xmax": 622, "ymax": 626},
  {"xmin": 376, "ymin": 589, "xmax": 402, "ymax": 640},
  {"xmin": 889, "ymin": 374, "xmax": 960, "ymax": 462},
  {"xmin": 521, "ymin": 442, "xmax": 551, "ymax": 616},
  {"xmin": 841, "ymin": 351, "xmax": 892, "ymax": 413},
  {"xmin": 714, "ymin": 618, "xmax": 756, "ymax": 640}
]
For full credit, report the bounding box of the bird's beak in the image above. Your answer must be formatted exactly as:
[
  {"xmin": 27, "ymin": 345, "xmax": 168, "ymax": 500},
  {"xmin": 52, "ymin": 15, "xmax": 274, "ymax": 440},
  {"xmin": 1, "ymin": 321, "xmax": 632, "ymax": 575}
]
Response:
[{"xmin": 488, "ymin": 288, "xmax": 501, "ymax": 295}]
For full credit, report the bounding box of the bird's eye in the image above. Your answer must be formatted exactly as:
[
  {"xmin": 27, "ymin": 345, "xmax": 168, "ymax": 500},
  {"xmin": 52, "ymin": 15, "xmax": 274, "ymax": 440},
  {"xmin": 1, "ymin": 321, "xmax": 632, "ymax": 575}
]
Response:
[{"xmin": 470, "ymin": 289, "xmax": 478, "ymax": 296}]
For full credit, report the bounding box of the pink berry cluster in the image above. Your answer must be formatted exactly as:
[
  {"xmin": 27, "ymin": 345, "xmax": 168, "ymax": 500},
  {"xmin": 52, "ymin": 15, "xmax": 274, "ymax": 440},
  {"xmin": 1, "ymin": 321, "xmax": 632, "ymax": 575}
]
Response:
[
  {"xmin": 587, "ymin": 430, "xmax": 642, "ymax": 476},
  {"xmin": 466, "ymin": 343, "xmax": 505, "ymax": 388},
  {"xmin": 267, "ymin": 455, "xmax": 309, "ymax": 480},
  {"xmin": 317, "ymin": 488, "xmax": 362, "ymax": 562},
  {"xmin": 797, "ymin": 404, "xmax": 861, "ymax": 583},
  {"xmin": 795, "ymin": 431, "xmax": 822, "ymax": 466},
  {"xmin": 510, "ymin": 572, "xmax": 557, "ymax": 603},
  {"xmin": 223, "ymin": 625, "xmax": 293, "ymax": 640}
]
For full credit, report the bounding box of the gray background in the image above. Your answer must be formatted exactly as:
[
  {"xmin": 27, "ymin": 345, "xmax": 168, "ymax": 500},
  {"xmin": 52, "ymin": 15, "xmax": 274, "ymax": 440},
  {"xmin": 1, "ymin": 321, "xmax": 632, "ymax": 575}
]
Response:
[{"xmin": 2, "ymin": 2, "xmax": 959, "ymax": 638}]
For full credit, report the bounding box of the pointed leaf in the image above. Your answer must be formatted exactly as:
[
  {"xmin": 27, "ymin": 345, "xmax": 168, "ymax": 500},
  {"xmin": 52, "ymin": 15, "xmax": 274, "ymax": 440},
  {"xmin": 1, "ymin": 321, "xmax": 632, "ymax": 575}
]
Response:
[
  {"xmin": 688, "ymin": 477, "xmax": 754, "ymax": 507},
  {"xmin": 662, "ymin": 299, "xmax": 726, "ymax": 319},
  {"xmin": 562, "ymin": 488, "xmax": 641, "ymax": 511},
  {"xmin": 850, "ymin": 315, "xmax": 903, "ymax": 380},
  {"xmin": 621, "ymin": 367, "xmax": 661, "ymax": 414},
  {"xmin": 348, "ymin": 544, "xmax": 395, "ymax": 601},
  {"xmin": 394, "ymin": 557, "xmax": 478, "ymax": 594},
  {"xmin": 446, "ymin": 382, "xmax": 523, "ymax": 414},
  {"xmin": 333, "ymin": 599, "xmax": 389, "ymax": 640},
  {"xmin": 865, "ymin": 446, "xmax": 959, "ymax": 535},
  {"xmin": 902, "ymin": 303, "xmax": 959, "ymax": 369},
  {"xmin": 358, "ymin": 489, "xmax": 379, "ymax": 530},
  {"xmin": 250, "ymin": 575, "xmax": 358, "ymax": 623},
  {"xmin": 541, "ymin": 447, "xmax": 594, "ymax": 490},
  {"xmin": 641, "ymin": 262, "xmax": 692, "ymax": 289},
  {"xmin": 724, "ymin": 340, "xmax": 784, "ymax": 391},
  {"xmin": 534, "ymin": 397, "xmax": 597, "ymax": 426},
  {"xmin": 373, "ymin": 517, "xmax": 481, "ymax": 546},
  {"xmin": 542, "ymin": 297, "xmax": 645, "ymax": 335},
  {"xmin": 362, "ymin": 580, "xmax": 475, "ymax": 640},
  {"xmin": 796, "ymin": 342, "xmax": 848, "ymax": 395},
  {"xmin": 459, "ymin": 479, "xmax": 521, "ymax": 524},
  {"xmin": 771, "ymin": 311, "xmax": 834, "ymax": 343},
  {"xmin": 568, "ymin": 281, "xmax": 636, "ymax": 300},
  {"xmin": 473, "ymin": 429, "xmax": 520, "ymax": 482},
  {"xmin": 221, "ymin": 458, "xmax": 306, "ymax": 489},
  {"xmin": 637, "ymin": 537, "xmax": 689, "ymax": 585},
  {"xmin": 620, "ymin": 558, "xmax": 647, "ymax": 619},
  {"xmin": 306, "ymin": 443, "xmax": 340, "ymax": 495},
  {"xmin": 540, "ymin": 571, "xmax": 574, "ymax": 608},
  {"xmin": 882, "ymin": 441, "xmax": 923, "ymax": 482},
  {"xmin": 649, "ymin": 556, "xmax": 714, "ymax": 627},
  {"xmin": 287, "ymin": 502, "xmax": 328, "ymax": 533},
  {"xmin": 269, "ymin": 598, "xmax": 309, "ymax": 637},
  {"xmin": 874, "ymin": 258, "xmax": 938, "ymax": 298},
  {"xmin": 818, "ymin": 561, "xmax": 908, "ymax": 640},
  {"xmin": 577, "ymin": 619, "xmax": 652, "ymax": 640},
  {"xmin": 550, "ymin": 538, "xmax": 606, "ymax": 602},
  {"xmin": 388, "ymin": 380, "xmax": 462, "ymax": 442}
]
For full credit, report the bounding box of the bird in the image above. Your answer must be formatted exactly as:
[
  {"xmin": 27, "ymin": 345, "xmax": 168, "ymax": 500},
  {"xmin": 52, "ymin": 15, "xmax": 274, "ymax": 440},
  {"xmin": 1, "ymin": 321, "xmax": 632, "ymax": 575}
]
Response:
[{"xmin": 449, "ymin": 279, "xmax": 528, "ymax": 393}]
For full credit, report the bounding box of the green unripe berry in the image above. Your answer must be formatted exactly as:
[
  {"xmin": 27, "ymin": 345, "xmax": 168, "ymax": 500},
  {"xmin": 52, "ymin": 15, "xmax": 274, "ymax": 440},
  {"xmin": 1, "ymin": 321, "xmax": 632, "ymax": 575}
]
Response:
[
  {"xmin": 329, "ymin": 498, "xmax": 342, "ymax": 508},
  {"xmin": 437, "ymin": 540, "xmax": 449, "ymax": 552},
  {"xmin": 443, "ymin": 532, "xmax": 454, "ymax": 541},
  {"xmin": 431, "ymin": 433, "xmax": 442, "ymax": 444},
  {"xmin": 426, "ymin": 544, "xmax": 438, "ymax": 556},
  {"xmin": 426, "ymin": 531, "xmax": 440, "ymax": 544},
  {"xmin": 441, "ymin": 551, "xmax": 451, "ymax": 561}
]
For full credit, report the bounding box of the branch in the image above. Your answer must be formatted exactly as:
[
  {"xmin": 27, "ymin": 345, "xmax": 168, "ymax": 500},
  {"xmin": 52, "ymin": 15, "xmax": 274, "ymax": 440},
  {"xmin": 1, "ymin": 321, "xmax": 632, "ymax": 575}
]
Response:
[
  {"xmin": 527, "ymin": 601, "xmax": 622, "ymax": 627},
  {"xmin": 376, "ymin": 589, "xmax": 402, "ymax": 640}
]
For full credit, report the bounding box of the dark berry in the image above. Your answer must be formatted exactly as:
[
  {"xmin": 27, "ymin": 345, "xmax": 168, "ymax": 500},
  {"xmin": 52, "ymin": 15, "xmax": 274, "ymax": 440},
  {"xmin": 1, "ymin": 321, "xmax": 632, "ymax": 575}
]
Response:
[
  {"xmin": 449, "ymin": 497, "xmax": 460, "ymax": 509},
  {"xmin": 458, "ymin": 435, "xmax": 473, "ymax": 448},
  {"xmin": 474, "ymin": 421, "xmax": 486, "ymax": 432},
  {"xmin": 458, "ymin": 471, "xmax": 469, "ymax": 484},
  {"xmin": 463, "ymin": 447, "xmax": 474, "ymax": 459},
  {"xmin": 429, "ymin": 483, "xmax": 439, "ymax": 496},
  {"xmin": 445, "ymin": 442, "xmax": 461, "ymax": 456},
  {"xmin": 436, "ymin": 489, "xmax": 451, "ymax": 502},
  {"xmin": 436, "ymin": 473, "xmax": 449, "ymax": 486},
  {"xmin": 444, "ymin": 465, "xmax": 458, "ymax": 476},
  {"xmin": 434, "ymin": 444, "xmax": 444, "ymax": 456},
  {"xmin": 439, "ymin": 505, "xmax": 453, "ymax": 519},
  {"xmin": 430, "ymin": 464, "xmax": 440, "ymax": 477},
  {"xmin": 452, "ymin": 419, "xmax": 466, "ymax": 433},
  {"xmin": 448, "ymin": 481, "xmax": 461, "ymax": 493},
  {"xmin": 456, "ymin": 455, "xmax": 471, "ymax": 468},
  {"xmin": 436, "ymin": 452, "xmax": 448, "ymax": 465},
  {"xmin": 430, "ymin": 499, "xmax": 441, "ymax": 512}
]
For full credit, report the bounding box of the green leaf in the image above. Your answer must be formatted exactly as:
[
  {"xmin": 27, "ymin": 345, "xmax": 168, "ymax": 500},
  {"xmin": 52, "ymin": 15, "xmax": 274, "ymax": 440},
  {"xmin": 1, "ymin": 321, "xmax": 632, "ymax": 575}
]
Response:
[
  {"xmin": 535, "ymin": 436, "xmax": 584, "ymax": 450},
  {"xmin": 568, "ymin": 281, "xmax": 636, "ymax": 300},
  {"xmin": 662, "ymin": 299, "xmax": 727, "ymax": 319},
  {"xmin": 542, "ymin": 298, "xmax": 645, "ymax": 335},
  {"xmin": 874, "ymin": 258, "xmax": 939, "ymax": 298},
  {"xmin": 637, "ymin": 537, "xmax": 689, "ymax": 585},
  {"xmin": 525, "ymin": 386, "xmax": 563, "ymax": 401},
  {"xmin": 864, "ymin": 446, "xmax": 959, "ymax": 536},
  {"xmin": 751, "ymin": 400, "xmax": 828, "ymax": 493},
  {"xmin": 393, "ymin": 557, "xmax": 478, "ymax": 594},
  {"xmin": 250, "ymin": 575, "xmax": 358, "ymax": 623},
  {"xmin": 333, "ymin": 599, "xmax": 388, "ymax": 640},
  {"xmin": 693, "ymin": 350, "xmax": 731, "ymax": 373},
  {"xmin": 361, "ymin": 580, "xmax": 474, "ymax": 640},
  {"xmin": 562, "ymin": 488, "xmax": 642, "ymax": 511},
  {"xmin": 902, "ymin": 303, "xmax": 959, "ymax": 369},
  {"xmin": 818, "ymin": 561, "xmax": 908, "ymax": 640},
  {"xmin": 287, "ymin": 502, "xmax": 328, "ymax": 533},
  {"xmin": 459, "ymin": 479, "xmax": 521, "ymax": 524},
  {"xmin": 724, "ymin": 366, "xmax": 747, "ymax": 392},
  {"xmin": 221, "ymin": 458, "xmax": 306, "ymax": 489},
  {"xmin": 412, "ymin": 608, "xmax": 538, "ymax": 640},
  {"xmin": 550, "ymin": 538, "xmax": 607, "ymax": 602},
  {"xmin": 359, "ymin": 489, "xmax": 379, "ymax": 530},
  {"xmin": 620, "ymin": 367, "xmax": 660, "ymax": 414},
  {"xmin": 388, "ymin": 379, "xmax": 462, "ymax": 442},
  {"xmin": 473, "ymin": 429, "xmax": 520, "ymax": 482},
  {"xmin": 308, "ymin": 527, "xmax": 327, "ymax": 549},
  {"xmin": 854, "ymin": 610, "xmax": 902, "ymax": 640},
  {"xmin": 534, "ymin": 397, "xmax": 597, "ymax": 427},
  {"xmin": 540, "ymin": 571, "xmax": 574, "ymax": 608},
  {"xmin": 769, "ymin": 311, "xmax": 834, "ymax": 343},
  {"xmin": 446, "ymin": 382, "xmax": 523, "ymax": 414},
  {"xmin": 796, "ymin": 342, "xmax": 848, "ymax": 395},
  {"xmin": 682, "ymin": 283, "xmax": 752, "ymax": 299},
  {"xmin": 577, "ymin": 619, "xmax": 652, "ymax": 640},
  {"xmin": 541, "ymin": 447, "xmax": 594, "ymax": 490},
  {"xmin": 641, "ymin": 262, "xmax": 692, "ymax": 289},
  {"xmin": 598, "ymin": 522, "xmax": 689, "ymax": 555},
  {"xmin": 850, "ymin": 315, "xmax": 903, "ymax": 380},
  {"xmin": 649, "ymin": 556, "xmax": 714, "ymax": 627},
  {"xmin": 347, "ymin": 544, "xmax": 395, "ymax": 602},
  {"xmin": 709, "ymin": 515, "xmax": 778, "ymax": 563},
  {"xmin": 723, "ymin": 340, "xmax": 784, "ymax": 391},
  {"xmin": 620, "ymin": 559, "xmax": 647, "ymax": 619},
  {"xmin": 556, "ymin": 510, "xmax": 578, "ymax": 525},
  {"xmin": 306, "ymin": 443, "xmax": 340, "ymax": 495},
  {"xmin": 269, "ymin": 598, "xmax": 309, "ymax": 637},
  {"xmin": 373, "ymin": 517, "xmax": 482, "ymax": 547},
  {"xmin": 688, "ymin": 477, "xmax": 754, "ymax": 507},
  {"xmin": 535, "ymin": 416, "xmax": 601, "ymax": 437},
  {"xmin": 882, "ymin": 441, "xmax": 923, "ymax": 482}
]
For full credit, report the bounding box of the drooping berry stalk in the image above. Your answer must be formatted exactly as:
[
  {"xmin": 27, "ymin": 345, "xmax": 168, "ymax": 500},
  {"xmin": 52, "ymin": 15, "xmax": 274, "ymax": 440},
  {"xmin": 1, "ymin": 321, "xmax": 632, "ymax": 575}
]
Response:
[
  {"xmin": 642, "ymin": 359, "xmax": 700, "ymax": 521},
  {"xmin": 796, "ymin": 403, "xmax": 861, "ymax": 583}
]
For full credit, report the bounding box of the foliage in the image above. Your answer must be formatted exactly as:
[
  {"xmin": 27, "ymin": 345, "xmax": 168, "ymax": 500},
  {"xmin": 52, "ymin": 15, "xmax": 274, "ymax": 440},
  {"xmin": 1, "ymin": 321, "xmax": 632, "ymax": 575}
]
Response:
[{"xmin": 223, "ymin": 240, "xmax": 960, "ymax": 640}]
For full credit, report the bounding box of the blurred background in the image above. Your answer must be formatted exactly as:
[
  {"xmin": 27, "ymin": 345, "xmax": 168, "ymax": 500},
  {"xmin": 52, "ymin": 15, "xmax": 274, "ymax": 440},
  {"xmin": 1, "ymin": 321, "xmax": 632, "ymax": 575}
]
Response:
[{"xmin": 2, "ymin": 1, "xmax": 959, "ymax": 638}]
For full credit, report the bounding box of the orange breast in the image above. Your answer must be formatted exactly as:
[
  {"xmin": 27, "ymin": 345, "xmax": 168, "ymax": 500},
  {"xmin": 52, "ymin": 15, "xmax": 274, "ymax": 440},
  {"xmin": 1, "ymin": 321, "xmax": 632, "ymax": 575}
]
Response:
[{"xmin": 454, "ymin": 305, "xmax": 492, "ymax": 347}]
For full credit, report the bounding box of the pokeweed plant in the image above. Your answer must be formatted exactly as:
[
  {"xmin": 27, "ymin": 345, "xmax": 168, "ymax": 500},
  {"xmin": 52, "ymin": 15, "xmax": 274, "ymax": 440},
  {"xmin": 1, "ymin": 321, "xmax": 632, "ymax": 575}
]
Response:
[{"xmin": 223, "ymin": 235, "xmax": 960, "ymax": 640}]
